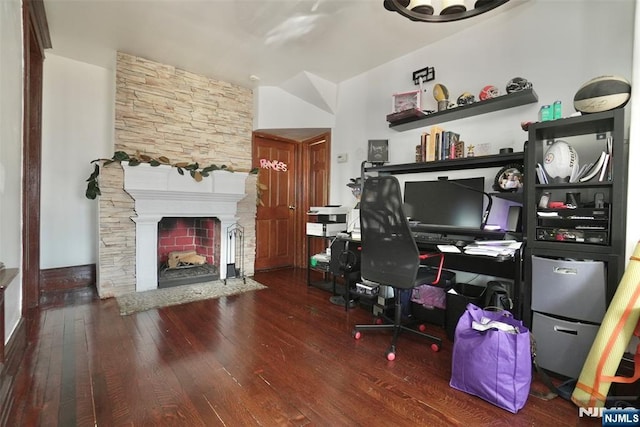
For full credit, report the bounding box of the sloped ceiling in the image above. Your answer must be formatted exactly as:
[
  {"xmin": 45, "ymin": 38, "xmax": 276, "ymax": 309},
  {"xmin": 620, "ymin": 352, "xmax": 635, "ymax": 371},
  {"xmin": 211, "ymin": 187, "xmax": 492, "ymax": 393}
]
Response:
[
  {"xmin": 43, "ymin": 0, "xmax": 526, "ymax": 131},
  {"xmin": 43, "ymin": 0, "xmax": 524, "ymax": 89}
]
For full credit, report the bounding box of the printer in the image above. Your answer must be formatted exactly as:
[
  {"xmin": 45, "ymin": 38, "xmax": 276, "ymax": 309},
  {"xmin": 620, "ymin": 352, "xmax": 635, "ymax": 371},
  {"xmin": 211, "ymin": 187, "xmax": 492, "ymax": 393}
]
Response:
[{"xmin": 307, "ymin": 206, "xmax": 348, "ymax": 236}]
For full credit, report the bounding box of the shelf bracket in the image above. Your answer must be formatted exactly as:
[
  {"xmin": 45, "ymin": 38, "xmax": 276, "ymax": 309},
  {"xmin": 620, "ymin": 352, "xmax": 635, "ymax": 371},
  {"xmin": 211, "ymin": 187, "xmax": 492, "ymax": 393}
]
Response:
[{"xmin": 413, "ymin": 67, "xmax": 435, "ymax": 85}]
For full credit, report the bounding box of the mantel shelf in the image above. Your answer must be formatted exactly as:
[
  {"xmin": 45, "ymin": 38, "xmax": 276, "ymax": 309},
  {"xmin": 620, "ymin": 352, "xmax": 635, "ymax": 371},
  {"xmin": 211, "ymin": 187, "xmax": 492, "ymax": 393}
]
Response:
[
  {"xmin": 0, "ymin": 268, "xmax": 19, "ymax": 289},
  {"xmin": 388, "ymin": 88, "xmax": 538, "ymax": 131}
]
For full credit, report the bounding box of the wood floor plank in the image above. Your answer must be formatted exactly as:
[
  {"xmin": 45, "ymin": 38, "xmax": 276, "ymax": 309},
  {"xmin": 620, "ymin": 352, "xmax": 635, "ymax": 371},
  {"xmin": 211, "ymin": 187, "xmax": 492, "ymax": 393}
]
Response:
[
  {"xmin": 39, "ymin": 309, "xmax": 65, "ymax": 426},
  {"xmin": 5, "ymin": 268, "xmax": 604, "ymax": 426},
  {"xmin": 159, "ymin": 307, "xmax": 310, "ymax": 425},
  {"xmin": 6, "ymin": 312, "xmax": 49, "ymax": 426},
  {"xmin": 73, "ymin": 305, "xmax": 97, "ymax": 426},
  {"xmin": 251, "ymin": 287, "xmax": 452, "ymax": 424}
]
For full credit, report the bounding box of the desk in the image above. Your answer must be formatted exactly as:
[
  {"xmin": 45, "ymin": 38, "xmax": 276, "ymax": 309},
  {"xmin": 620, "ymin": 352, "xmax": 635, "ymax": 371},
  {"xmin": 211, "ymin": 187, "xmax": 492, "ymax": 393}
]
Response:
[
  {"xmin": 331, "ymin": 231, "xmax": 524, "ymax": 318},
  {"xmin": 408, "ymin": 224, "xmax": 524, "ymax": 318},
  {"xmin": 308, "ymin": 230, "xmax": 525, "ymax": 319},
  {"xmin": 415, "ymin": 241, "xmax": 524, "ymax": 320}
]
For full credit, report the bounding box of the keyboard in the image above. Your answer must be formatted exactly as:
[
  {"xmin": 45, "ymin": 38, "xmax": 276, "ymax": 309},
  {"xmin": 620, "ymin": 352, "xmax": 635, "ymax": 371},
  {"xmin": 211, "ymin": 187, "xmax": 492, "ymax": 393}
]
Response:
[{"xmin": 412, "ymin": 232, "xmax": 456, "ymax": 245}]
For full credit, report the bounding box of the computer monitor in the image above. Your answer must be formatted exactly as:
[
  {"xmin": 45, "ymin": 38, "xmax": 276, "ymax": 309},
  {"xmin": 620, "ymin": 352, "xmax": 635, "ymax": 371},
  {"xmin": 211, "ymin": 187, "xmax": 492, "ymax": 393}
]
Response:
[{"xmin": 403, "ymin": 177, "xmax": 485, "ymax": 229}]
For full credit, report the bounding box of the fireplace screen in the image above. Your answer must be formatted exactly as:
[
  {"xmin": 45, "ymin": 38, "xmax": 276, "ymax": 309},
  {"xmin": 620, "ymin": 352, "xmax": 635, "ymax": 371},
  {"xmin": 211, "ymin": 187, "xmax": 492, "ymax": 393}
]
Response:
[{"xmin": 225, "ymin": 223, "xmax": 245, "ymax": 284}]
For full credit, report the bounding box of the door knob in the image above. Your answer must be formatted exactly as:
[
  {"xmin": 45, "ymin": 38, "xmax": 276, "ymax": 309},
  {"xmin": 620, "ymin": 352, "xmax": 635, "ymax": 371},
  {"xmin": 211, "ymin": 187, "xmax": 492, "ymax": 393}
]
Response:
[{"xmin": 289, "ymin": 205, "xmax": 296, "ymax": 210}]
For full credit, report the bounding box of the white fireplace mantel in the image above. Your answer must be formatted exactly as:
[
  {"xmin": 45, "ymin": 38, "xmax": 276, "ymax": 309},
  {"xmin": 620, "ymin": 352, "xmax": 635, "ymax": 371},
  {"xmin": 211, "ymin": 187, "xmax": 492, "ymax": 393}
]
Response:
[{"xmin": 122, "ymin": 163, "xmax": 248, "ymax": 292}]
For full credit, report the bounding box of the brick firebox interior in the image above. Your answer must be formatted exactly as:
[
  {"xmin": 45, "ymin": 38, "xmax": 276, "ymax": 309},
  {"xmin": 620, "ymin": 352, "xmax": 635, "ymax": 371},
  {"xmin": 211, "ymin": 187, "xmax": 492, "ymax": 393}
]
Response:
[{"xmin": 157, "ymin": 217, "xmax": 220, "ymax": 267}]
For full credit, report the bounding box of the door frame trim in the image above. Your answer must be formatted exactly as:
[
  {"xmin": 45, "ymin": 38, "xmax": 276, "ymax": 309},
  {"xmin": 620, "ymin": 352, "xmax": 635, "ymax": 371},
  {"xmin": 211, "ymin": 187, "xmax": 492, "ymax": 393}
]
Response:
[
  {"xmin": 252, "ymin": 130, "xmax": 331, "ymax": 269},
  {"xmin": 23, "ymin": 0, "xmax": 50, "ymax": 311}
]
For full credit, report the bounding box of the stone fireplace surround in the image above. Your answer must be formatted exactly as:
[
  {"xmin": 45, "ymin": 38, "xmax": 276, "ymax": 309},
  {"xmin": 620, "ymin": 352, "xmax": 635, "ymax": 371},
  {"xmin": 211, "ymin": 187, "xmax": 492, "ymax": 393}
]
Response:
[
  {"xmin": 97, "ymin": 52, "xmax": 255, "ymax": 299},
  {"xmin": 123, "ymin": 163, "xmax": 248, "ymax": 292}
]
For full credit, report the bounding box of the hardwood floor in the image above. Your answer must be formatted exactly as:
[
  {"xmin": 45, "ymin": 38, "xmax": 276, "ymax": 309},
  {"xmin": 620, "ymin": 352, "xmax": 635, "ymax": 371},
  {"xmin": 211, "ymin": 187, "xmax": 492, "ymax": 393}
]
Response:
[{"xmin": 6, "ymin": 268, "xmax": 598, "ymax": 426}]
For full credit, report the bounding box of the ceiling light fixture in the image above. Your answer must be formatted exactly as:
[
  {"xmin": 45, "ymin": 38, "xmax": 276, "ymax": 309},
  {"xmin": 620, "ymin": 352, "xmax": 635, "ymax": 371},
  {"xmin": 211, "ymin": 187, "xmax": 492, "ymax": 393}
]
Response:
[{"xmin": 383, "ymin": 0, "xmax": 510, "ymax": 23}]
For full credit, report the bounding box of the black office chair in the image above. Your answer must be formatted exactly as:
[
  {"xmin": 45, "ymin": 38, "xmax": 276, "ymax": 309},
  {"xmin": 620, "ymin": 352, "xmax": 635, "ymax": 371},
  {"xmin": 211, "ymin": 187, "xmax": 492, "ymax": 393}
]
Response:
[{"xmin": 352, "ymin": 175, "xmax": 447, "ymax": 361}]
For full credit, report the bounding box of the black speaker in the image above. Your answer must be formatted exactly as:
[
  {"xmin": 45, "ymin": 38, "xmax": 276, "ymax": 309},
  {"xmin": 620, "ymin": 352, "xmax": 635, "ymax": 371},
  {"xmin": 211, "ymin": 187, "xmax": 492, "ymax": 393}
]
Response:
[
  {"xmin": 484, "ymin": 280, "xmax": 513, "ymax": 311},
  {"xmin": 506, "ymin": 206, "xmax": 522, "ymax": 232},
  {"xmin": 329, "ymin": 240, "xmax": 360, "ymax": 275}
]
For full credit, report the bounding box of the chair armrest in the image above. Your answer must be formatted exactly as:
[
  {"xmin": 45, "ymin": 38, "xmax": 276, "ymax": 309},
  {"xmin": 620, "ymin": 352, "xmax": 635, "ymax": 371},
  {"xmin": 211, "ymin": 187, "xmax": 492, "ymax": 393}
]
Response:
[{"xmin": 419, "ymin": 252, "xmax": 445, "ymax": 285}]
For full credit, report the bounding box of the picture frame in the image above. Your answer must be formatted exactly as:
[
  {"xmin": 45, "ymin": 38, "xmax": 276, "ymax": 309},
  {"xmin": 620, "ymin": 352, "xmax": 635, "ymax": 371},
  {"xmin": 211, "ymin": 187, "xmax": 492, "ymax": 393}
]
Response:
[
  {"xmin": 392, "ymin": 90, "xmax": 421, "ymax": 113},
  {"xmin": 368, "ymin": 139, "xmax": 389, "ymax": 164},
  {"xmin": 493, "ymin": 164, "xmax": 525, "ymax": 192}
]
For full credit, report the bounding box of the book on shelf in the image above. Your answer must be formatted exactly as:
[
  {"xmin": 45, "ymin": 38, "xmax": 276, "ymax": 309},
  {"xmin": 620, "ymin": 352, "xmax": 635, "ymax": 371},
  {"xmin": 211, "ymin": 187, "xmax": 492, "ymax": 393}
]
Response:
[
  {"xmin": 426, "ymin": 131, "xmax": 436, "ymax": 161},
  {"xmin": 454, "ymin": 140, "xmax": 465, "ymax": 159},
  {"xmin": 578, "ymin": 151, "xmax": 608, "ymax": 182},
  {"xmin": 415, "ymin": 144, "xmax": 422, "ymax": 162},
  {"xmin": 536, "ymin": 163, "xmax": 548, "ymax": 184},
  {"xmin": 447, "ymin": 131, "xmax": 461, "ymax": 159},
  {"xmin": 441, "ymin": 131, "xmax": 450, "ymax": 160},
  {"xmin": 598, "ymin": 153, "xmax": 610, "ymax": 181},
  {"xmin": 606, "ymin": 136, "xmax": 613, "ymax": 181},
  {"xmin": 427, "ymin": 127, "xmax": 463, "ymax": 161},
  {"xmin": 575, "ymin": 161, "xmax": 593, "ymax": 181},
  {"xmin": 421, "ymin": 132, "xmax": 429, "ymax": 161},
  {"xmin": 429, "ymin": 126, "xmax": 443, "ymax": 161}
]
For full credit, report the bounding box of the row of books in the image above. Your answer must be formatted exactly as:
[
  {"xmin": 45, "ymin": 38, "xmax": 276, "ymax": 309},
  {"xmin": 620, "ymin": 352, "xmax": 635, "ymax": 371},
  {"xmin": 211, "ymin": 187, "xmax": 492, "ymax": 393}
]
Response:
[
  {"xmin": 536, "ymin": 150, "xmax": 611, "ymax": 184},
  {"xmin": 415, "ymin": 126, "xmax": 464, "ymax": 162}
]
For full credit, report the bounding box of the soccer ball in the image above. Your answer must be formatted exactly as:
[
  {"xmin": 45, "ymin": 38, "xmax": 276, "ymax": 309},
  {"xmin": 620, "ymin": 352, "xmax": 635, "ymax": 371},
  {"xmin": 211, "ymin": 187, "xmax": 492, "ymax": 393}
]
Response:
[{"xmin": 543, "ymin": 140, "xmax": 580, "ymax": 183}]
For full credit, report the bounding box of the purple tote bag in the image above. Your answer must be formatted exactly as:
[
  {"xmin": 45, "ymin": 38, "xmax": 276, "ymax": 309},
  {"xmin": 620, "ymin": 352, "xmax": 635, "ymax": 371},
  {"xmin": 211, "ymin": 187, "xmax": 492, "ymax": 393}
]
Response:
[{"xmin": 449, "ymin": 303, "xmax": 531, "ymax": 413}]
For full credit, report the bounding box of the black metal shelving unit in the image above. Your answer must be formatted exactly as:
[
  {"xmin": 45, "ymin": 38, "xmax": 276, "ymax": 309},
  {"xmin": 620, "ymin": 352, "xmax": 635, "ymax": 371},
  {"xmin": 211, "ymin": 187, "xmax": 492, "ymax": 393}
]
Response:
[
  {"xmin": 523, "ymin": 108, "xmax": 628, "ymax": 378},
  {"xmin": 525, "ymin": 109, "xmax": 627, "ymax": 301}
]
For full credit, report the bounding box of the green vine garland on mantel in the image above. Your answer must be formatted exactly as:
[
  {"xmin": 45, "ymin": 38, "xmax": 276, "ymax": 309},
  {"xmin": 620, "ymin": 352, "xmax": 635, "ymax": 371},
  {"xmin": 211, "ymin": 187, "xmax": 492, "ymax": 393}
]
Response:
[{"xmin": 85, "ymin": 151, "xmax": 259, "ymax": 200}]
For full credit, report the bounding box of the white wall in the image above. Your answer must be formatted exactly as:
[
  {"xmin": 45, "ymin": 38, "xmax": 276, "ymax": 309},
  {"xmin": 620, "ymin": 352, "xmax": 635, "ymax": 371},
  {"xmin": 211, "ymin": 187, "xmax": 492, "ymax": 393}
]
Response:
[
  {"xmin": 41, "ymin": 0, "xmax": 637, "ymax": 274},
  {"xmin": 329, "ymin": 0, "xmax": 635, "ymax": 249},
  {"xmin": 41, "ymin": 53, "xmax": 115, "ymax": 269},
  {"xmin": 0, "ymin": 0, "xmax": 24, "ymax": 345},
  {"xmin": 253, "ymin": 86, "xmax": 335, "ymax": 130}
]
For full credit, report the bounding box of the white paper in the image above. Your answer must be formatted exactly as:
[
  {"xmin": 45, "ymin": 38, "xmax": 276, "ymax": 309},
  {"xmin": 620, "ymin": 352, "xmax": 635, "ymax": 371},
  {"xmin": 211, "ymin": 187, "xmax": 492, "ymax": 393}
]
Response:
[{"xmin": 437, "ymin": 244, "xmax": 461, "ymax": 253}]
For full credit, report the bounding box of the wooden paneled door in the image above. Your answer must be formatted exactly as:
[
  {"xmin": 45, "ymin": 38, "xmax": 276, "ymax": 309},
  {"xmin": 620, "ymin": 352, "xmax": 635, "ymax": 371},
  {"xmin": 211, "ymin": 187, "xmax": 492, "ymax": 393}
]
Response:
[
  {"xmin": 253, "ymin": 132, "xmax": 330, "ymax": 271},
  {"xmin": 254, "ymin": 135, "xmax": 297, "ymax": 270},
  {"xmin": 305, "ymin": 135, "xmax": 331, "ymax": 264}
]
